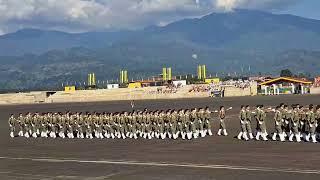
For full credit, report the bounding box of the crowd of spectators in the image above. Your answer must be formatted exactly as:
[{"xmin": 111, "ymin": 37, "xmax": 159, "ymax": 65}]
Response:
[
  {"xmin": 220, "ymin": 79, "xmax": 252, "ymax": 89},
  {"xmin": 148, "ymin": 84, "xmax": 180, "ymax": 94}
]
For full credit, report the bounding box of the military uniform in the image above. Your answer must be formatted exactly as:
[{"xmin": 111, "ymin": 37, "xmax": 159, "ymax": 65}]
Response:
[
  {"xmin": 8, "ymin": 115, "xmax": 16, "ymax": 138},
  {"xmin": 290, "ymin": 108, "xmax": 301, "ymax": 142},
  {"xmin": 245, "ymin": 107, "xmax": 254, "ymax": 139},
  {"xmin": 190, "ymin": 110, "xmax": 198, "ymax": 138},
  {"xmin": 85, "ymin": 114, "xmax": 93, "ymax": 139},
  {"xmin": 237, "ymin": 108, "xmax": 248, "ymax": 140},
  {"xmin": 218, "ymin": 108, "xmax": 227, "ymax": 136},
  {"xmin": 306, "ymin": 108, "xmax": 317, "ymax": 143},
  {"xmin": 204, "ymin": 108, "xmax": 213, "ymax": 136},
  {"xmin": 170, "ymin": 111, "xmax": 178, "ymax": 139},
  {"xmin": 198, "ymin": 109, "xmax": 205, "ymax": 137},
  {"xmin": 273, "ymin": 108, "xmax": 285, "ymax": 141},
  {"xmin": 184, "ymin": 110, "xmax": 192, "ymax": 139},
  {"xmin": 255, "ymin": 107, "xmax": 268, "ymax": 141},
  {"xmin": 49, "ymin": 113, "xmax": 58, "ymax": 138}
]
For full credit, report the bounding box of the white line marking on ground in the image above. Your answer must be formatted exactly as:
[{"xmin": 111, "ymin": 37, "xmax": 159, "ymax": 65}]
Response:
[{"xmin": 1, "ymin": 156, "xmax": 320, "ymax": 175}]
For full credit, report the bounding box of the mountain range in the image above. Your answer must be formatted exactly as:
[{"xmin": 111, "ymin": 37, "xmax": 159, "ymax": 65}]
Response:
[{"xmin": 0, "ymin": 9, "xmax": 320, "ymax": 90}]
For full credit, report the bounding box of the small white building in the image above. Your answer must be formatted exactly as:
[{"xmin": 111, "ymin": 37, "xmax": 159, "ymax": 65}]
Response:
[
  {"xmin": 173, "ymin": 80, "xmax": 187, "ymax": 87},
  {"xmin": 107, "ymin": 84, "xmax": 119, "ymax": 89}
]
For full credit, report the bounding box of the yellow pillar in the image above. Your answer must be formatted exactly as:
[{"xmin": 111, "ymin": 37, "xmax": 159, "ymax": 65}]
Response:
[
  {"xmin": 92, "ymin": 73, "xmax": 96, "ymax": 86},
  {"xmin": 198, "ymin": 65, "xmax": 202, "ymax": 80},
  {"xmin": 88, "ymin": 73, "xmax": 92, "ymax": 86},
  {"xmin": 202, "ymin": 65, "xmax": 206, "ymax": 79},
  {"xmin": 120, "ymin": 70, "xmax": 123, "ymax": 83},
  {"xmin": 162, "ymin": 68, "xmax": 167, "ymax": 81},
  {"xmin": 167, "ymin": 67, "xmax": 172, "ymax": 80},
  {"xmin": 124, "ymin": 70, "xmax": 128, "ymax": 83}
]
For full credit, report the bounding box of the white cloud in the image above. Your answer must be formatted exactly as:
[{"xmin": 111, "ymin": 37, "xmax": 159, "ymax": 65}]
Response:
[{"xmin": 0, "ymin": 0, "xmax": 300, "ymax": 34}]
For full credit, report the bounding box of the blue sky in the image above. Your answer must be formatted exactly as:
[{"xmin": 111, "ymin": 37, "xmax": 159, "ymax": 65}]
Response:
[
  {"xmin": 280, "ymin": 0, "xmax": 320, "ymax": 20},
  {"xmin": 0, "ymin": 0, "xmax": 318, "ymax": 35}
]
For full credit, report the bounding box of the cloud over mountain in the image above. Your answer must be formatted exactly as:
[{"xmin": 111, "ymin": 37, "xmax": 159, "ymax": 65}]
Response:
[{"xmin": 0, "ymin": 0, "xmax": 300, "ymax": 34}]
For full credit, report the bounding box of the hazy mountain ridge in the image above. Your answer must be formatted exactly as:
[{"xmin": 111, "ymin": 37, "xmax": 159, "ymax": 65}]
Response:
[{"xmin": 0, "ymin": 9, "xmax": 320, "ymax": 90}]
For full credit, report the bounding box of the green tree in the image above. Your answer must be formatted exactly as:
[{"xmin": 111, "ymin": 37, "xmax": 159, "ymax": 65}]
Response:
[{"xmin": 280, "ymin": 69, "xmax": 293, "ymax": 77}]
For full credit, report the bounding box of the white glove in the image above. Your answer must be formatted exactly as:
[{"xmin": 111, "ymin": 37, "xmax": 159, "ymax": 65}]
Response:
[
  {"xmin": 259, "ymin": 121, "xmax": 263, "ymax": 125},
  {"xmin": 240, "ymin": 120, "xmax": 245, "ymax": 124},
  {"xmin": 293, "ymin": 123, "xmax": 297, "ymax": 126},
  {"xmin": 310, "ymin": 124, "xmax": 313, "ymax": 128},
  {"xmin": 285, "ymin": 120, "xmax": 289, "ymax": 124},
  {"xmin": 276, "ymin": 121, "xmax": 279, "ymax": 126},
  {"xmin": 170, "ymin": 123, "xmax": 172, "ymax": 127},
  {"xmin": 281, "ymin": 119, "xmax": 284, "ymax": 123},
  {"xmin": 178, "ymin": 122, "xmax": 181, "ymax": 125},
  {"xmin": 300, "ymin": 122, "xmax": 304, "ymax": 125},
  {"xmin": 191, "ymin": 122, "xmax": 193, "ymax": 125},
  {"xmin": 206, "ymin": 120, "xmax": 209, "ymax": 124},
  {"xmin": 199, "ymin": 120, "xmax": 202, "ymax": 123}
]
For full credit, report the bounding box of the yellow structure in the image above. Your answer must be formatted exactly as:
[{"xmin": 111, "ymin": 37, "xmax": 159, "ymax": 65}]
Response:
[
  {"xmin": 64, "ymin": 86, "xmax": 76, "ymax": 92},
  {"xmin": 205, "ymin": 78, "xmax": 220, "ymax": 84},
  {"xmin": 124, "ymin": 70, "xmax": 128, "ymax": 83},
  {"xmin": 197, "ymin": 65, "xmax": 202, "ymax": 80},
  {"xmin": 162, "ymin": 67, "xmax": 172, "ymax": 81},
  {"xmin": 198, "ymin": 65, "xmax": 206, "ymax": 80},
  {"xmin": 92, "ymin": 73, "xmax": 96, "ymax": 86},
  {"xmin": 162, "ymin": 68, "xmax": 167, "ymax": 81},
  {"xmin": 202, "ymin": 65, "xmax": 206, "ymax": 79},
  {"xmin": 120, "ymin": 70, "xmax": 128, "ymax": 83},
  {"xmin": 167, "ymin": 67, "xmax": 172, "ymax": 80},
  {"xmin": 128, "ymin": 82, "xmax": 142, "ymax": 88},
  {"xmin": 88, "ymin": 73, "xmax": 96, "ymax": 86}
]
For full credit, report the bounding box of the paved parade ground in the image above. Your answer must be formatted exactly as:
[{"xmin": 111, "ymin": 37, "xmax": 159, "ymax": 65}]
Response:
[{"xmin": 1, "ymin": 95, "xmax": 320, "ymax": 180}]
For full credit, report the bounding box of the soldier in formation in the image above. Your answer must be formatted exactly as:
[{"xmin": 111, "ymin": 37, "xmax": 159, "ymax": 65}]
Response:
[
  {"xmin": 236, "ymin": 103, "xmax": 320, "ymax": 143},
  {"xmin": 8, "ymin": 107, "xmax": 228, "ymax": 140}
]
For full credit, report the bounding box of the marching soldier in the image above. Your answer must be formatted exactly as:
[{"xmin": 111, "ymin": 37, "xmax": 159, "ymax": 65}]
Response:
[
  {"xmin": 131, "ymin": 111, "xmax": 138, "ymax": 139},
  {"xmin": 158, "ymin": 110, "xmax": 165, "ymax": 139},
  {"xmin": 190, "ymin": 109, "xmax": 198, "ymax": 138},
  {"xmin": 237, "ymin": 105, "xmax": 248, "ymax": 140},
  {"xmin": 8, "ymin": 114, "xmax": 16, "ymax": 138},
  {"xmin": 49, "ymin": 112, "xmax": 58, "ymax": 138},
  {"xmin": 245, "ymin": 105, "xmax": 254, "ymax": 139},
  {"xmin": 85, "ymin": 113, "xmax": 93, "ymax": 139},
  {"xmin": 204, "ymin": 107, "xmax": 213, "ymax": 136},
  {"xmin": 170, "ymin": 110, "xmax": 178, "ymax": 139},
  {"xmin": 217, "ymin": 106, "xmax": 228, "ymax": 136},
  {"xmin": 119, "ymin": 112, "xmax": 126, "ymax": 139},
  {"xmin": 184, "ymin": 109, "xmax": 192, "ymax": 140},
  {"xmin": 77, "ymin": 112, "xmax": 85, "ymax": 139},
  {"xmin": 58, "ymin": 112, "xmax": 66, "ymax": 138},
  {"xmin": 289, "ymin": 105, "xmax": 301, "ymax": 142},
  {"xmin": 256, "ymin": 105, "xmax": 268, "ymax": 141},
  {"xmin": 198, "ymin": 108, "xmax": 205, "ymax": 137},
  {"xmin": 30, "ymin": 113, "xmax": 39, "ymax": 138},
  {"xmin": 272, "ymin": 106, "xmax": 285, "ymax": 141},
  {"xmin": 306, "ymin": 105, "xmax": 317, "ymax": 143}
]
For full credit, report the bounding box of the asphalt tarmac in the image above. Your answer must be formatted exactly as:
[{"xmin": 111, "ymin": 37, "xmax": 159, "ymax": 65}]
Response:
[{"xmin": 1, "ymin": 95, "xmax": 320, "ymax": 180}]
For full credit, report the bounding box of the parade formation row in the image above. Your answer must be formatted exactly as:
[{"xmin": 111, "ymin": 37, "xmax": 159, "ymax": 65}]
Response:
[{"xmin": 7, "ymin": 104, "xmax": 320, "ymax": 143}]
